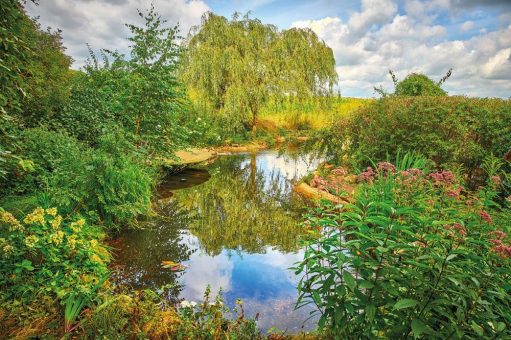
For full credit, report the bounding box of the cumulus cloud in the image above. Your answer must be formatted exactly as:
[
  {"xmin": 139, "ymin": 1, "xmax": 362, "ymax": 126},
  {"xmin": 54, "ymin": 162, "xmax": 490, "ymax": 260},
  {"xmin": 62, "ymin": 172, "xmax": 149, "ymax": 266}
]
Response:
[
  {"xmin": 292, "ymin": 0, "xmax": 511, "ymax": 97},
  {"xmin": 24, "ymin": 0, "xmax": 511, "ymax": 97},
  {"xmin": 25, "ymin": 0, "xmax": 209, "ymax": 68},
  {"xmin": 460, "ymin": 20, "xmax": 475, "ymax": 32}
]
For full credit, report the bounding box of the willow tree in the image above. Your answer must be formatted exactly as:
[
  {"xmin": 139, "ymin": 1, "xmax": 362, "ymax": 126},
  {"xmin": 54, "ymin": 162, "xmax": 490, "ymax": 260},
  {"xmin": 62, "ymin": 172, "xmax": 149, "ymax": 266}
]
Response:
[{"xmin": 181, "ymin": 12, "xmax": 338, "ymax": 132}]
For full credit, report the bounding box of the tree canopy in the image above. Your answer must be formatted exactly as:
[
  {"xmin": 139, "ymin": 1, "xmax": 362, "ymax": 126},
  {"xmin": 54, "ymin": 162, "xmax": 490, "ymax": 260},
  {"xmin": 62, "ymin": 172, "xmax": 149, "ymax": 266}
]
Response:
[{"xmin": 180, "ymin": 12, "xmax": 338, "ymax": 132}]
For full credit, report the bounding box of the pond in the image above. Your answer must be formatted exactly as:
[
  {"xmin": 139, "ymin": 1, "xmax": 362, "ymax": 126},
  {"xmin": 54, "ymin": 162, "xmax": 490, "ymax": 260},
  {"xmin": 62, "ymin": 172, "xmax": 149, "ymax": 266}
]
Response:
[{"xmin": 111, "ymin": 149, "xmax": 323, "ymax": 333}]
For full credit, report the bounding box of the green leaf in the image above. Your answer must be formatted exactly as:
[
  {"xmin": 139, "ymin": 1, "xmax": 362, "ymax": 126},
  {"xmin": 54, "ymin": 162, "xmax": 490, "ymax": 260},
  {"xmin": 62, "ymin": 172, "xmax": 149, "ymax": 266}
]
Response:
[
  {"xmin": 394, "ymin": 298, "xmax": 418, "ymax": 310},
  {"xmin": 359, "ymin": 280, "xmax": 374, "ymax": 289},
  {"xmin": 411, "ymin": 319, "xmax": 428, "ymax": 337},
  {"xmin": 471, "ymin": 321, "xmax": 484, "ymax": 336},
  {"xmin": 365, "ymin": 304, "xmax": 376, "ymax": 322},
  {"xmin": 343, "ymin": 271, "xmax": 356, "ymax": 291}
]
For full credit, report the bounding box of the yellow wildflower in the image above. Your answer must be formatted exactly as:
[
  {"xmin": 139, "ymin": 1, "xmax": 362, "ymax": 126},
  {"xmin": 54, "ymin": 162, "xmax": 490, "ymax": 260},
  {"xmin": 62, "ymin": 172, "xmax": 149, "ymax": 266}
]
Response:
[
  {"xmin": 50, "ymin": 215, "xmax": 62, "ymax": 230},
  {"xmin": 23, "ymin": 207, "xmax": 45, "ymax": 225},
  {"xmin": 49, "ymin": 231, "xmax": 64, "ymax": 245},
  {"xmin": 67, "ymin": 235, "xmax": 77, "ymax": 250},
  {"xmin": 90, "ymin": 254, "xmax": 103, "ymax": 264},
  {"xmin": 25, "ymin": 235, "xmax": 39, "ymax": 248},
  {"xmin": 2, "ymin": 244, "xmax": 14, "ymax": 255},
  {"xmin": 70, "ymin": 218, "xmax": 85, "ymax": 233},
  {"xmin": 45, "ymin": 208, "xmax": 58, "ymax": 216},
  {"xmin": 1, "ymin": 211, "xmax": 23, "ymax": 232},
  {"xmin": 90, "ymin": 239, "xmax": 99, "ymax": 248}
]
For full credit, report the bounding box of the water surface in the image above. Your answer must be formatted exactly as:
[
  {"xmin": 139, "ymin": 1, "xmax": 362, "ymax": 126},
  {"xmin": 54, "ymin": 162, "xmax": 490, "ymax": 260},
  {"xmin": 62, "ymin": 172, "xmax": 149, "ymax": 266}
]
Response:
[{"xmin": 112, "ymin": 150, "xmax": 322, "ymax": 332}]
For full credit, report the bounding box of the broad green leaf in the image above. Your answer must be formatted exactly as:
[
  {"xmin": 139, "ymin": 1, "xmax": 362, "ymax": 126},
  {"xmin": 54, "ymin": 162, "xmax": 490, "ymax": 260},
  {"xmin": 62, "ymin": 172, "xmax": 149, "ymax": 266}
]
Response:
[{"xmin": 394, "ymin": 298, "xmax": 418, "ymax": 310}]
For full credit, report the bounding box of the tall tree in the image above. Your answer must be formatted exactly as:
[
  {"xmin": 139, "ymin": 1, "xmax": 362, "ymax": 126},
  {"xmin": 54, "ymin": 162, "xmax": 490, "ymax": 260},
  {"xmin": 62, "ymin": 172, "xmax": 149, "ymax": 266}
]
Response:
[
  {"xmin": 82, "ymin": 5, "xmax": 188, "ymax": 155},
  {"xmin": 181, "ymin": 12, "xmax": 338, "ymax": 132}
]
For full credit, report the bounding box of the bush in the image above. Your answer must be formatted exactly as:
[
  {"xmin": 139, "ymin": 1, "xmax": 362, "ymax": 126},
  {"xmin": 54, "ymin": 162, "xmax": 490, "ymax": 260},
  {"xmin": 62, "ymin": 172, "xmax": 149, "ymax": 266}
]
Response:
[
  {"xmin": 5, "ymin": 127, "xmax": 89, "ymax": 195},
  {"xmin": 294, "ymin": 157, "xmax": 511, "ymax": 338},
  {"xmin": 80, "ymin": 287, "xmax": 261, "ymax": 339},
  {"xmin": 7, "ymin": 128, "xmax": 155, "ymax": 228},
  {"xmin": 321, "ymin": 96, "xmax": 511, "ymax": 183},
  {"xmin": 0, "ymin": 207, "xmax": 109, "ymax": 303},
  {"xmin": 44, "ymin": 132, "xmax": 155, "ymax": 227},
  {"xmin": 395, "ymin": 73, "xmax": 447, "ymax": 96}
]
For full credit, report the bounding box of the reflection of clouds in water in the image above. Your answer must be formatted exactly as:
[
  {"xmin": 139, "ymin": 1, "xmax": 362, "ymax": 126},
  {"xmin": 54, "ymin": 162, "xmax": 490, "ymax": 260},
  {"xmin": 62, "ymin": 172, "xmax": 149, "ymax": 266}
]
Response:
[
  {"xmin": 241, "ymin": 152, "xmax": 322, "ymax": 183},
  {"xmin": 180, "ymin": 250, "xmax": 234, "ymax": 301},
  {"xmin": 262, "ymin": 153, "xmax": 322, "ymax": 181},
  {"xmin": 177, "ymin": 242, "xmax": 315, "ymax": 332}
]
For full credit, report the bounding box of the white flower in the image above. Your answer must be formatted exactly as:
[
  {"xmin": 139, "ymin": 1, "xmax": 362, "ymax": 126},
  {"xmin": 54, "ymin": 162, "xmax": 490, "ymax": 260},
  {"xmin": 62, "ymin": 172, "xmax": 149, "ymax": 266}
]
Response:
[{"xmin": 180, "ymin": 300, "xmax": 196, "ymax": 308}]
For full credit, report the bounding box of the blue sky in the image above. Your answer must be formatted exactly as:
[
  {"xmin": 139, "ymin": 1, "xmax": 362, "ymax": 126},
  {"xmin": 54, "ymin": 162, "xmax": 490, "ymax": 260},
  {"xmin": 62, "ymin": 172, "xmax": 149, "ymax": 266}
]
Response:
[{"xmin": 26, "ymin": 0, "xmax": 511, "ymax": 98}]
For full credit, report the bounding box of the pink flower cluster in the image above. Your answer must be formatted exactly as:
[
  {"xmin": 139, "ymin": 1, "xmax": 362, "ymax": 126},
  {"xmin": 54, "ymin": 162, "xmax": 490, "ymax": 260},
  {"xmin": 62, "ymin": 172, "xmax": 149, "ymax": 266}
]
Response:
[
  {"xmin": 445, "ymin": 222, "xmax": 467, "ymax": 240},
  {"xmin": 428, "ymin": 170, "xmax": 456, "ymax": 185},
  {"xmin": 377, "ymin": 162, "xmax": 396, "ymax": 174},
  {"xmin": 489, "ymin": 231, "xmax": 511, "ymax": 259},
  {"xmin": 331, "ymin": 167, "xmax": 348, "ymax": 177},
  {"xmin": 310, "ymin": 175, "xmax": 328, "ymax": 191},
  {"xmin": 400, "ymin": 168, "xmax": 423, "ymax": 179},
  {"xmin": 478, "ymin": 210, "xmax": 493, "ymax": 224},
  {"xmin": 358, "ymin": 167, "xmax": 376, "ymax": 182},
  {"xmin": 491, "ymin": 175, "xmax": 502, "ymax": 186}
]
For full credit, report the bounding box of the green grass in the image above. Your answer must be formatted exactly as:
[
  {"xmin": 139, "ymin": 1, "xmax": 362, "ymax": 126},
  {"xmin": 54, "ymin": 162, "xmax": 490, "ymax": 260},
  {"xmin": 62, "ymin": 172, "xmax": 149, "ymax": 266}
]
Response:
[{"xmin": 259, "ymin": 97, "xmax": 372, "ymax": 131}]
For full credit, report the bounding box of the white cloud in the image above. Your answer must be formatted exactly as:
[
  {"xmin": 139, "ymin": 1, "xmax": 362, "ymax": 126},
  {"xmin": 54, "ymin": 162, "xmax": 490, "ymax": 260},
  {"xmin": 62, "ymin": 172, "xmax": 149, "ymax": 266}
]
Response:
[
  {"xmin": 25, "ymin": 0, "xmax": 209, "ymax": 68},
  {"xmin": 292, "ymin": 0, "xmax": 511, "ymax": 98},
  {"xmin": 460, "ymin": 20, "xmax": 475, "ymax": 32}
]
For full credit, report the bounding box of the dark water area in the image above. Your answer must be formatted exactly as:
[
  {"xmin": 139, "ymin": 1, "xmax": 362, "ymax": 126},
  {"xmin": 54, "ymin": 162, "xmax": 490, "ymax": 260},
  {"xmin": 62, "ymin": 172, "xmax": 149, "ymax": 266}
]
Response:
[{"xmin": 111, "ymin": 150, "xmax": 323, "ymax": 332}]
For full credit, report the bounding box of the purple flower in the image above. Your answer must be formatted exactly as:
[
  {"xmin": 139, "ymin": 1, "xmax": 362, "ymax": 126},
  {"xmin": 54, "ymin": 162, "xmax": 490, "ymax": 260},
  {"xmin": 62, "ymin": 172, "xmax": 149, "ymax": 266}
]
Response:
[
  {"xmin": 377, "ymin": 162, "xmax": 396, "ymax": 174},
  {"xmin": 358, "ymin": 167, "xmax": 375, "ymax": 182}
]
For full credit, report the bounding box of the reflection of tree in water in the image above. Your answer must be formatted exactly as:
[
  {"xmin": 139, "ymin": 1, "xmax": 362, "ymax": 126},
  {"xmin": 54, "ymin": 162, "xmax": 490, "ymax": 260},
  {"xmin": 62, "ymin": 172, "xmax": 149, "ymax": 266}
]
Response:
[
  {"xmin": 174, "ymin": 154, "xmax": 307, "ymax": 256},
  {"xmin": 110, "ymin": 203, "xmax": 195, "ymax": 301}
]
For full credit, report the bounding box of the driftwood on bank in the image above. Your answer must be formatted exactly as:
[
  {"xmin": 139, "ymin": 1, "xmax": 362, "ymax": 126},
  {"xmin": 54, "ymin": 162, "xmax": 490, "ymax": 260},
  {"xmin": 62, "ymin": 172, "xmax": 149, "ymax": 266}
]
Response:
[{"xmin": 294, "ymin": 182, "xmax": 350, "ymax": 205}]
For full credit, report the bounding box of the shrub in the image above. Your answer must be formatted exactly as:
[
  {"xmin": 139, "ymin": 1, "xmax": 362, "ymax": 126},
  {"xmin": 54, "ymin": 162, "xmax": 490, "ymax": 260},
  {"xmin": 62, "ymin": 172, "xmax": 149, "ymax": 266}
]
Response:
[
  {"xmin": 321, "ymin": 96, "xmax": 511, "ymax": 183},
  {"xmin": 8, "ymin": 128, "xmax": 155, "ymax": 228},
  {"xmin": 5, "ymin": 127, "xmax": 89, "ymax": 195},
  {"xmin": 0, "ymin": 207, "xmax": 109, "ymax": 303},
  {"xmin": 45, "ymin": 132, "xmax": 155, "ymax": 227},
  {"xmin": 80, "ymin": 287, "xmax": 261, "ymax": 339},
  {"xmin": 395, "ymin": 73, "xmax": 447, "ymax": 96},
  {"xmin": 294, "ymin": 158, "xmax": 511, "ymax": 338}
]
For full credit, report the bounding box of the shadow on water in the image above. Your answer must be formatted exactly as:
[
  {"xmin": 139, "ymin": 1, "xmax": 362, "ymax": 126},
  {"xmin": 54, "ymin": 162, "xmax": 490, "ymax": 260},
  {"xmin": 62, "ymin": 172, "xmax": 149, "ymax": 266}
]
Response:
[{"xmin": 111, "ymin": 149, "xmax": 323, "ymax": 332}]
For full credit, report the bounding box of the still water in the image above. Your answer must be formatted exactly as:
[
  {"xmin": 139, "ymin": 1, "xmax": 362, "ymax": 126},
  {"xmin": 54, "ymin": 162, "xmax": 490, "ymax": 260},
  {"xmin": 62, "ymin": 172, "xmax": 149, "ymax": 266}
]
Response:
[{"xmin": 111, "ymin": 150, "xmax": 323, "ymax": 332}]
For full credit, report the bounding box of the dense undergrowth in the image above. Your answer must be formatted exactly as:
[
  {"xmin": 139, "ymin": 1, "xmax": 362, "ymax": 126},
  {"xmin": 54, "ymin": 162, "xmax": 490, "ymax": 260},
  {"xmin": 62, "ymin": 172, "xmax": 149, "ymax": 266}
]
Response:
[
  {"xmin": 1, "ymin": 0, "xmax": 511, "ymax": 338},
  {"xmin": 315, "ymin": 96, "xmax": 511, "ymax": 187},
  {"xmin": 295, "ymin": 155, "xmax": 511, "ymax": 338}
]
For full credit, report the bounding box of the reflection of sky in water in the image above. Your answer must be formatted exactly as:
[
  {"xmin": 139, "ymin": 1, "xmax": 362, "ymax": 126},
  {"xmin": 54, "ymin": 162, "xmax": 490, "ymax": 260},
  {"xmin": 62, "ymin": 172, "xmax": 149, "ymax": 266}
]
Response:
[
  {"xmin": 240, "ymin": 151, "xmax": 323, "ymax": 193},
  {"xmin": 112, "ymin": 150, "xmax": 321, "ymax": 333},
  {"xmin": 179, "ymin": 232, "xmax": 316, "ymax": 332}
]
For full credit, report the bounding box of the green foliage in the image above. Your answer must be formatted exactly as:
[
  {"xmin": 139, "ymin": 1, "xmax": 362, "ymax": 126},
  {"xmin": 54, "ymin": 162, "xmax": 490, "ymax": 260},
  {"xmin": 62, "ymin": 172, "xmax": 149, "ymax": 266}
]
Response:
[
  {"xmin": 294, "ymin": 157, "xmax": 511, "ymax": 338},
  {"xmin": 320, "ymin": 96, "xmax": 511, "ymax": 183},
  {"xmin": 0, "ymin": 207, "xmax": 110, "ymax": 303},
  {"xmin": 181, "ymin": 12, "xmax": 337, "ymax": 133},
  {"xmin": 395, "ymin": 73, "xmax": 447, "ymax": 96},
  {"xmin": 73, "ymin": 5, "xmax": 189, "ymax": 155},
  {"xmin": 0, "ymin": 1, "xmax": 32, "ymax": 177},
  {"xmin": 64, "ymin": 274, "xmax": 109, "ymax": 333},
  {"xmin": 80, "ymin": 287, "xmax": 262, "ymax": 339},
  {"xmin": 16, "ymin": 18, "xmax": 72, "ymax": 128},
  {"xmin": 375, "ymin": 69, "xmax": 451, "ymax": 97},
  {"xmin": 7, "ymin": 128, "xmax": 155, "ymax": 228},
  {"xmin": 0, "ymin": 1, "xmax": 71, "ymax": 178}
]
